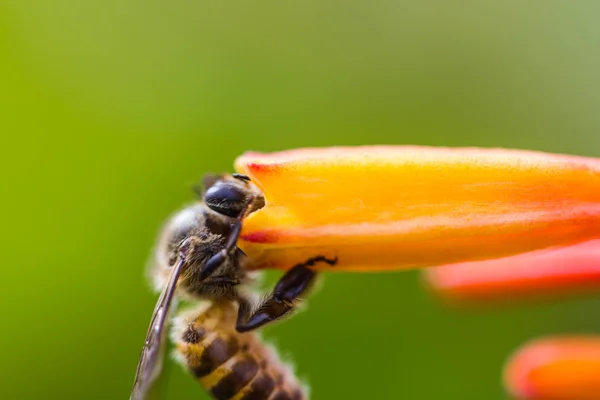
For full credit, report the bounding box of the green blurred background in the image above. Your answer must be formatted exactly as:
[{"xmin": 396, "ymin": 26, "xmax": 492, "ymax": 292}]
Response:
[{"xmin": 3, "ymin": 1, "xmax": 600, "ymax": 399}]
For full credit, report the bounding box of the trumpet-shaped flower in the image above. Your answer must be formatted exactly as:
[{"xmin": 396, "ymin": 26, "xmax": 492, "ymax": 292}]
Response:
[
  {"xmin": 235, "ymin": 146, "xmax": 600, "ymax": 271},
  {"xmin": 424, "ymin": 239, "xmax": 600, "ymax": 303},
  {"xmin": 505, "ymin": 336, "xmax": 600, "ymax": 400},
  {"xmin": 234, "ymin": 146, "xmax": 600, "ymax": 399},
  {"xmin": 425, "ymin": 237, "xmax": 600, "ymax": 399}
]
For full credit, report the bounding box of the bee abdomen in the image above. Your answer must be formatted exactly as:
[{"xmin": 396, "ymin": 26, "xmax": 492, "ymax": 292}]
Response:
[
  {"xmin": 209, "ymin": 355, "xmax": 259, "ymax": 399},
  {"xmin": 174, "ymin": 303, "xmax": 307, "ymax": 400},
  {"xmin": 235, "ymin": 372, "xmax": 275, "ymax": 400}
]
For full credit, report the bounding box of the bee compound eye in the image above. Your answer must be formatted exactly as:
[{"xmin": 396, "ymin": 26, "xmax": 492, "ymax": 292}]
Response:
[{"xmin": 204, "ymin": 183, "xmax": 247, "ymax": 218}]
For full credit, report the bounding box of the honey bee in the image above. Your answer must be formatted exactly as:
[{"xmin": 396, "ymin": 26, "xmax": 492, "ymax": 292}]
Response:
[
  {"xmin": 131, "ymin": 173, "xmax": 337, "ymax": 400},
  {"xmin": 173, "ymin": 300, "xmax": 306, "ymax": 400}
]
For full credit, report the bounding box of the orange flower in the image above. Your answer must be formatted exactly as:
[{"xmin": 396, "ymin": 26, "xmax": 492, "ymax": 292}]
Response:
[
  {"xmin": 424, "ymin": 239, "xmax": 600, "ymax": 303},
  {"xmin": 505, "ymin": 336, "xmax": 600, "ymax": 400},
  {"xmin": 235, "ymin": 146, "xmax": 600, "ymax": 272},
  {"xmin": 424, "ymin": 239, "xmax": 600, "ymax": 399},
  {"xmin": 234, "ymin": 146, "xmax": 600, "ymax": 399}
]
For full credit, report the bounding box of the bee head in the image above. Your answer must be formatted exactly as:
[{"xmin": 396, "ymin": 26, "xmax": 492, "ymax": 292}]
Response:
[
  {"xmin": 203, "ymin": 174, "xmax": 264, "ymax": 218},
  {"xmin": 152, "ymin": 174, "xmax": 265, "ymax": 290}
]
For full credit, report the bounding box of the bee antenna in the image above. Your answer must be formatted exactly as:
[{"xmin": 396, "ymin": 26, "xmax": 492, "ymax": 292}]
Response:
[{"xmin": 192, "ymin": 183, "xmax": 204, "ymax": 198}]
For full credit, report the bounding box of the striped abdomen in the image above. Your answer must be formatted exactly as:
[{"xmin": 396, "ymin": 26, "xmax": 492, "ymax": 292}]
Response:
[{"xmin": 173, "ymin": 301, "xmax": 306, "ymax": 400}]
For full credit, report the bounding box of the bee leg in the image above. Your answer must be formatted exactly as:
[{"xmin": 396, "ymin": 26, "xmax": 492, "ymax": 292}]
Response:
[
  {"xmin": 199, "ymin": 195, "xmax": 255, "ymax": 280},
  {"xmin": 236, "ymin": 265, "xmax": 316, "ymax": 332},
  {"xmin": 236, "ymin": 256, "xmax": 337, "ymax": 332}
]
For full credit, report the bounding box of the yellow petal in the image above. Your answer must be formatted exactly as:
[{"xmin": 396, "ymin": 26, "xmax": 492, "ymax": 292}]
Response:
[{"xmin": 235, "ymin": 146, "xmax": 600, "ymax": 271}]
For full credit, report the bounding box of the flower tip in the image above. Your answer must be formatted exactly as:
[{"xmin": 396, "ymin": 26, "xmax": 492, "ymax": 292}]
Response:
[{"xmin": 504, "ymin": 336, "xmax": 600, "ymax": 400}]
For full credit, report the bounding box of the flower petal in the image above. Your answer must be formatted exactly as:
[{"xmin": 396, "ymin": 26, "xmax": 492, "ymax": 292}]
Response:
[
  {"xmin": 504, "ymin": 336, "xmax": 600, "ymax": 400},
  {"xmin": 235, "ymin": 146, "xmax": 600, "ymax": 271},
  {"xmin": 424, "ymin": 240, "xmax": 600, "ymax": 303}
]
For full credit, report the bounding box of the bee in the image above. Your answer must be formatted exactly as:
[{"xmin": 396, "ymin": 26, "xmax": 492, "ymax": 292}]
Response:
[
  {"xmin": 131, "ymin": 173, "xmax": 337, "ymax": 400},
  {"xmin": 173, "ymin": 300, "xmax": 306, "ymax": 400}
]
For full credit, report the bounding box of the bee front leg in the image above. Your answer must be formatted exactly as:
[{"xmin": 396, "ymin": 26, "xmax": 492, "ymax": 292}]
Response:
[
  {"xmin": 236, "ymin": 256, "xmax": 337, "ymax": 333},
  {"xmin": 199, "ymin": 195, "xmax": 255, "ymax": 280}
]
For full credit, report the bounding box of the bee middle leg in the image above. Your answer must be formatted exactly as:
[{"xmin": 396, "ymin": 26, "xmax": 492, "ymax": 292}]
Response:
[{"xmin": 236, "ymin": 256, "xmax": 337, "ymax": 332}]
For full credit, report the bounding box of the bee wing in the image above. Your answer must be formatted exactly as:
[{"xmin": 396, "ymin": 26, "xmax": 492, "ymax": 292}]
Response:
[{"xmin": 130, "ymin": 257, "xmax": 186, "ymax": 400}]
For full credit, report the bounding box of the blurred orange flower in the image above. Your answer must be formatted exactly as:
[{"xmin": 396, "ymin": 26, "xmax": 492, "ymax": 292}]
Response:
[
  {"xmin": 505, "ymin": 336, "xmax": 600, "ymax": 400},
  {"xmin": 424, "ymin": 239, "xmax": 600, "ymax": 304},
  {"xmin": 425, "ymin": 241, "xmax": 600, "ymax": 399}
]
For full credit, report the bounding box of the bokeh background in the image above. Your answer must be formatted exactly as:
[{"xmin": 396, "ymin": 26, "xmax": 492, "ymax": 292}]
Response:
[{"xmin": 3, "ymin": 1, "xmax": 600, "ymax": 399}]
